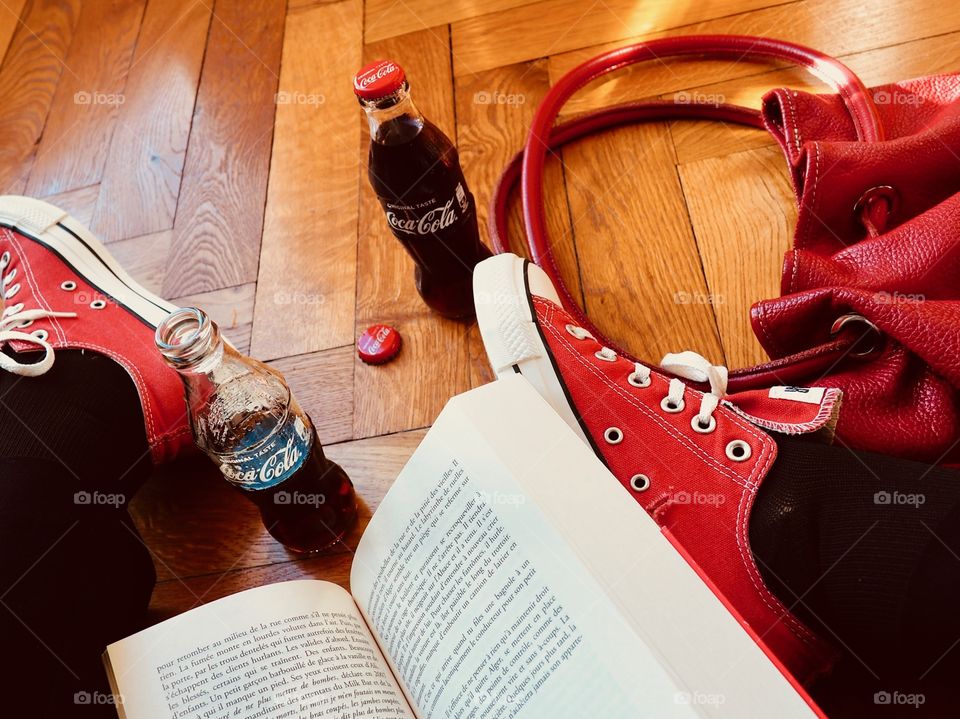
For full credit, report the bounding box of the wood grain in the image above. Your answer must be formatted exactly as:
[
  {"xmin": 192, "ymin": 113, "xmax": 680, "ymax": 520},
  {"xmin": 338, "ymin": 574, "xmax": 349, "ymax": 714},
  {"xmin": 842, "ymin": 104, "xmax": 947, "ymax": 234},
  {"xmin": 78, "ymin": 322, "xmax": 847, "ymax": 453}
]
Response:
[
  {"xmin": 455, "ymin": 58, "xmax": 582, "ymax": 387},
  {"xmin": 547, "ymin": 0, "xmax": 960, "ymax": 116},
  {"xmin": 162, "ymin": 0, "xmax": 285, "ymax": 297},
  {"xmin": 91, "ymin": 0, "xmax": 212, "ymax": 241},
  {"xmin": 136, "ymin": 429, "xmax": 426, "ymax": 614},
  {"xmin": 678, "ymin": 146, "xmax": 795, "ymax": 369},
  {"xmin": 0, "ymin": 0, "xmax": 27, "ymax": 64},
  {"xmin": 0, "ymin": 0, "xmax": 81, "ymax": 194},
  {"xmin": 107, "ymin": 229, "xmax": 172, "ymax": 294},
  {"xmin": 43, "ymin": 183, "xmax": 101, "ymax": 227},
  {"xmin": 353, "ymin": 27, "xmax": 472, "ymax": 439},
  {"xmin": 451, "ymin": 0, "xmax": 780, "ymax": 77},
  {"xmin": 24, "ymin": 0, "xmax": 146, "ymax": 198},
  {"xmin": 270, "ymin": 347, "xmax": 355, "ymax": 446},
  {"xmin": 170, "ymin": 282, "xmax": 257, "ymax": 356},
  {"xmin": 249, "ymin": 0, "xmax": 362, "ymax": 361},
  {"xmin": 562, "ymin": 121, "xmax": 725, "ymax": 365},
  {"xmin": 365, "ymin": 0, "xmax": 537, "ymax": 43}
]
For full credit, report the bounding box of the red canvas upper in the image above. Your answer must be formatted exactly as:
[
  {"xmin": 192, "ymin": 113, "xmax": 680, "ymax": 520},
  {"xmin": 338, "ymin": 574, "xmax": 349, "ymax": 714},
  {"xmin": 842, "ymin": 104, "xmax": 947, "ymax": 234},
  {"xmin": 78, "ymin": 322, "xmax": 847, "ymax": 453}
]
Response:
[
  {"xmin": 0, "ymin": 227, "xmax": 191, "ymax": 463},
  {"xmin": 530, "ymin": 295, "xmax": 839, "ymax": 684}
]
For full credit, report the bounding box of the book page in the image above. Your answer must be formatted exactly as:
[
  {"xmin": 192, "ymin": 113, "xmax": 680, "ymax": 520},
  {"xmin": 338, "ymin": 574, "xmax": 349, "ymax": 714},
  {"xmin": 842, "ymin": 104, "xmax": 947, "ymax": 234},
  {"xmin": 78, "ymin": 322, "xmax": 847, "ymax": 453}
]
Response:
[
  {"xmin": 350, "ymin": 375, "xmax": 817, "ymax": 719},
  {"xmin": 105, "ymin": 580, "xmax": 414, "ymax": 719}
]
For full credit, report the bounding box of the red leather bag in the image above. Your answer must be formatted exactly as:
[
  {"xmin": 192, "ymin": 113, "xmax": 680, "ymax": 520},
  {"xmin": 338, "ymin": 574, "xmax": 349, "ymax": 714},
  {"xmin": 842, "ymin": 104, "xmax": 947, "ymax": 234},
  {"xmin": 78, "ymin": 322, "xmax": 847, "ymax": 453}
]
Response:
[{"xmin": 490, "ymin": 35, "xmax": 960, "ymax": 465}]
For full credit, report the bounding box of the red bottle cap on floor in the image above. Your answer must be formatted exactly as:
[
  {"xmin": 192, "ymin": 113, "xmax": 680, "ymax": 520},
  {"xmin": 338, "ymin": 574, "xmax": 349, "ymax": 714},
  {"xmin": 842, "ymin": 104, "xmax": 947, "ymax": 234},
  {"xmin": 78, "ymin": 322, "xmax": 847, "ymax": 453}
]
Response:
[
  {"xmin": 357, "ymin": 324, "xmax": 402, "ymax": 364},
  {"xmin": 353, "ymin": 59, "xmax": 405, "ymax": 100}
]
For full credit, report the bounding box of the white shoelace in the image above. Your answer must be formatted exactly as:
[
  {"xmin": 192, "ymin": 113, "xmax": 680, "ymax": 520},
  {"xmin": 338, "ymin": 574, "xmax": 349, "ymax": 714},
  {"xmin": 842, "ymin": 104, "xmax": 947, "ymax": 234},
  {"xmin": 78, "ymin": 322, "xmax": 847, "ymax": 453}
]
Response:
[
  {"xmin": 0, "ymin": 252, "xmax": 78, "ymax": 376},
  {"xmin": 660, "ymin": 350, "xmax": 728, "ymax": 426}
]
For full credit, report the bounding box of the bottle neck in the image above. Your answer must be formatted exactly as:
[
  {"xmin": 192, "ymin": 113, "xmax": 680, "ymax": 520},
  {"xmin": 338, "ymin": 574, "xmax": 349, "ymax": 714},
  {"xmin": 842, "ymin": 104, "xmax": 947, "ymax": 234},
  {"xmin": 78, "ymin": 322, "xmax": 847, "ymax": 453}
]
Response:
[{"xmin": 361, "ymin": 83, "xmax": 424, "ymax": 145}]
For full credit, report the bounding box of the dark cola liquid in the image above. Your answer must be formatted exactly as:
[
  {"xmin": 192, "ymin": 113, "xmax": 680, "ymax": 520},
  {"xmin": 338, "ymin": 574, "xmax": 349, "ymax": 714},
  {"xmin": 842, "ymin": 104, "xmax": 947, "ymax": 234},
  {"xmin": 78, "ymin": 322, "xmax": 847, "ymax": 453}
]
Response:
[
  {"xmin": 368, "ymin": 116, "xmax": 491, "ymax": 319},
  {"xmin": 243, "ymin": 440, "xmax": 357, "ymax": 555}
]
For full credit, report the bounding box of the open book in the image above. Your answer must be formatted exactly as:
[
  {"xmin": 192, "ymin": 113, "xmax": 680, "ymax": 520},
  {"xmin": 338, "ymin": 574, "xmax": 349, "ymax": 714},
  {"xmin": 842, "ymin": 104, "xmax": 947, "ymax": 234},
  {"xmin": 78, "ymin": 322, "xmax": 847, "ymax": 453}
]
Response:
[{"xmin": 105, "ymin": 374, "xmax": 821, "ymax": 718}]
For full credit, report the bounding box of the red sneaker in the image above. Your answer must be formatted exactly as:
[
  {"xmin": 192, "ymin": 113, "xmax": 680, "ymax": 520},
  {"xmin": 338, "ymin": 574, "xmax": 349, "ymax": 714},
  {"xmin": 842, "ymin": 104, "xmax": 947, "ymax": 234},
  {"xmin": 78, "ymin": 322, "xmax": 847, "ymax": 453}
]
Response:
[
  {"xmin": 0, "ymin": 196, "xmax": 190, "ymax": 463},
  {"xmin": 474, "ymin": 253, "xmax": 840, "ymax": 684}
]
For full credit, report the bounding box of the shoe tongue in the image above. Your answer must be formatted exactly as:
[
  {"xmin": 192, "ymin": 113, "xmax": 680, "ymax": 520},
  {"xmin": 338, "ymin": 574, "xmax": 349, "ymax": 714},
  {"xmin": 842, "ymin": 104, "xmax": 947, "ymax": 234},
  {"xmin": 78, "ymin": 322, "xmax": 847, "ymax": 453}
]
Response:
[{"xmin": 723, "ymin": 385, "xmax": 843, "ymax": 441}]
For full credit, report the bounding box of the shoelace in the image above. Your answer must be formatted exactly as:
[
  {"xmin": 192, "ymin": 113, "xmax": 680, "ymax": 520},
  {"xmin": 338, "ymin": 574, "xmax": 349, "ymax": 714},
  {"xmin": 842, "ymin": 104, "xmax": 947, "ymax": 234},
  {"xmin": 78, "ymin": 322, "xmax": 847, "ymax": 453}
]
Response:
[{"xmin": 0, "ymin": 254, "xmax": 77, "ymax": 376}]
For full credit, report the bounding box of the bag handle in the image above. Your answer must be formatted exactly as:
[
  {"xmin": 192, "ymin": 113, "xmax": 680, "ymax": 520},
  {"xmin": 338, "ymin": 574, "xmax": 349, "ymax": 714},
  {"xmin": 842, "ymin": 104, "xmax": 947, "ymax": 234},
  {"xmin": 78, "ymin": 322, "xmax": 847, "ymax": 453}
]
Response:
[{"xmin": 490, "ymin": 35, "xmax": 883, "ymax": 384}]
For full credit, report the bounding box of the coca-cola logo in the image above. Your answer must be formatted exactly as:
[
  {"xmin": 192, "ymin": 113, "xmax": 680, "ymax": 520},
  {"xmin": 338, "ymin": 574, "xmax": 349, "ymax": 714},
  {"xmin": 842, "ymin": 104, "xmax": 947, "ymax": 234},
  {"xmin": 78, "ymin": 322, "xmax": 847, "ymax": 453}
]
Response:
[
  {"xmin": 387, "ymin": 199, "xmax": 458, "ymax": 236},
  {"xmin": 355, "ymin": 62, "xmax": 398, "ymax": 90},
  {"xmin": 258, "ymin": 436, "xmax": 304, "ymax": 484}
]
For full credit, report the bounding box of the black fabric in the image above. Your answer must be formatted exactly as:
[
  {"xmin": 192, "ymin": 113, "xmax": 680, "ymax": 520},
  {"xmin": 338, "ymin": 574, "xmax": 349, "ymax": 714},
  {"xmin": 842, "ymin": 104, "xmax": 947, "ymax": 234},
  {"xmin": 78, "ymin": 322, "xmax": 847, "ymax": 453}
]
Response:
[
  {"xmin": 751, "ymin": 434, "xmax": 960, "ymax": 716},
  {"xmin": 0, "ymin": 349, "xmax": 155, "ymax": 718}
]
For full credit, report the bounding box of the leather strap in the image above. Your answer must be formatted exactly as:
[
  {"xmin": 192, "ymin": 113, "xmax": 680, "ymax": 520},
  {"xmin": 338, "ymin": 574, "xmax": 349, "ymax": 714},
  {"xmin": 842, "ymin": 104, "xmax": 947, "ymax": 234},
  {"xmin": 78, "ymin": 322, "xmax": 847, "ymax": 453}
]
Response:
[{"xmin": 491, "ymin": 35, "xmax": 882, "ymax": 385}]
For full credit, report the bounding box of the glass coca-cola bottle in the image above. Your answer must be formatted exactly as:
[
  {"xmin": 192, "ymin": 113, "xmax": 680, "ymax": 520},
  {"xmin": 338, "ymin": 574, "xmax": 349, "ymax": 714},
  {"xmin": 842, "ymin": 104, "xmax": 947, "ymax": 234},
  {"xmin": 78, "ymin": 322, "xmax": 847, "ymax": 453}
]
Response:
[
  {"xmin": 354, "ymin": 59, "xmax": 492, "ymax": 319},
  {"xmin": 155, "ymin": 307, "xmax": 357, "ymax": 554}
]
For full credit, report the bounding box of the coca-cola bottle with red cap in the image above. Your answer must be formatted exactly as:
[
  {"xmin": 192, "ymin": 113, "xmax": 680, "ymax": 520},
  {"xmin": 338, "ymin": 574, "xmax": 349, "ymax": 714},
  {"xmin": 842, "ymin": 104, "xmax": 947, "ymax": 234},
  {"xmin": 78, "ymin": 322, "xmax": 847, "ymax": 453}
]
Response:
[{"xmin": 354, "ymin": 59, "xmax": 491, "ymax": 319}]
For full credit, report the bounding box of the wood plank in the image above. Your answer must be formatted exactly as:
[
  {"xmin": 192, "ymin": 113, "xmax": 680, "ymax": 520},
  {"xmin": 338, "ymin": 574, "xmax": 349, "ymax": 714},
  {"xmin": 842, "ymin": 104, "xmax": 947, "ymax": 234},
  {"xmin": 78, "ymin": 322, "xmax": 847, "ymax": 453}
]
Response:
[
  {"xmin": 270, "ymin": 347, "xmax": 355, "ymax": 446},
  {"xmin": 43, "ymin": 184, "xmax": 100, "ymax": 227},
  {"xmin": 547, "ymin": 0, "xmax": 960, "ymax": 117},
  {"xmin": 106, "ymin": 229, "xmax": 172, "ymax": 294},
  {"xmin": 563, "ymin": 122, "xmax": 725, "ymax": 364},
  {"xmin": 455, "ymin": 58, "xmax": 581, "ymax": 388},
  {"xmin": 24, "ymin": 0, "xmax": 146, "ymax": 197},
  {"xmin": 136, "ymin": 428, "xmax": 426, "ymax": 611},
  {"xmin": 249, "ymin": 0, "xmax": 361, "ymax": 360},
  {"xmin": 450, "ymin": 0, "xmax": 782, "ymax": 77},
  {"xmin": 170, "ymin": 282, "xmax": 256, "ymax": 356},
  {"xmin": 353, "ymin": 27, "xmax": 471, "ymax": 438},
  {"xmin": 0, "ymin": 0, "xmax": 81, "ymax": 194},
  {"xmin": 0, "ymin": 0, "xmax": 27, "ymax": 64},
  {"xmin": 162, "ymin": 0, "xmax": 285, "ymax": 297},
  {"xmin": 678, "ymin": 146, "xmax": 795, "ymax": 369},
  {"xmin": 90, "ymin": 0, "xmax": 212, "ymax": 242},
  {"xmin": 365, "ymin": 0, "xmax": 537, "ymax": 43},
  {"xmin": 671, "ymin": 31, "xmax": 960, "ymax": 164}
]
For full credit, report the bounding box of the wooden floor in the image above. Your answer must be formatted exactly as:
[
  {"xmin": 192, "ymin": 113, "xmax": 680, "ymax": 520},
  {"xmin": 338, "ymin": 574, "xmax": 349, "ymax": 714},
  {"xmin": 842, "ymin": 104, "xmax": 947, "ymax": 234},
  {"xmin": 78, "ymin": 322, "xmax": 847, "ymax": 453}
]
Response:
[{"xmin": 1, "ymin": 0, "xmax": 955, "ymax": 621}]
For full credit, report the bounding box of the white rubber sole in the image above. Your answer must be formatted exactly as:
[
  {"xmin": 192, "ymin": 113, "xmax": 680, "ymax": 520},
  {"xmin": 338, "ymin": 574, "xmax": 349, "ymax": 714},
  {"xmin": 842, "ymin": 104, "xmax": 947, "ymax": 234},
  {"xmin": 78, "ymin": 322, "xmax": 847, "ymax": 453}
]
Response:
[
  {"xmin": 473, "ymin": 253, "xmax": 590, "ymax": 446},
  {"xmin": 0, "ymin": 195, "xmax": 178, "ymax": 327}
]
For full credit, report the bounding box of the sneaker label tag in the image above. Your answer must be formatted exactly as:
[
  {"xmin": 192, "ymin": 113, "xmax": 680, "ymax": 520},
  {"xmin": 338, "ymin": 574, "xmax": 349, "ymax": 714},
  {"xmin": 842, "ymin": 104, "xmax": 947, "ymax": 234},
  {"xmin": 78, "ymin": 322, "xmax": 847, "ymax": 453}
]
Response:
[
  {"xmin": 768, "ymin": 385, "xmax": 826, "ymax": 405},
  {"xmin": 218, "ymin": 415, "xmax": 313, "ymax": 491}
]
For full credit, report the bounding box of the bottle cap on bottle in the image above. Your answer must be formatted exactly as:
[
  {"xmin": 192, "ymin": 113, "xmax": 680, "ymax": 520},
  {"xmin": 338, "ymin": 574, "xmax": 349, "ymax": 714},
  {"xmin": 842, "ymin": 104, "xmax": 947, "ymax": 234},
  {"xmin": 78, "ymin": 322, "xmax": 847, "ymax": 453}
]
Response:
[
  {"xmin": 353, "ymin": 59, "xmax": 406, "ymax": 101},
  {"xmin": 357, "ymin": 324, "xmax": 402, "ymax": 364}
]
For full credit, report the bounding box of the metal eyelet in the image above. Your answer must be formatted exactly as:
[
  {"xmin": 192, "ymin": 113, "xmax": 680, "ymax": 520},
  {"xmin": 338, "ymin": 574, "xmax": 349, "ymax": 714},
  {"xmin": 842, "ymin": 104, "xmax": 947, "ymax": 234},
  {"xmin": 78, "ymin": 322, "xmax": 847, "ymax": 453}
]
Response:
[
  {"xmin": 595, "ymin": 347, "xmax": 617, "ymax": 362},
  {"xmin": 60, "ymin": 280, "xmax": 77, "ymax": 291},
  {"xmin": 32, "ymin": 329, "xmax": 49, "ymax": 342},
  {"xmin": 629, "ymin": 474, "xmax": 651, "ymax": 492},
  {"xmin": 90, "ymin": 299, "xmax": 107, "ymax": 310},
  {"xmin": 16, "ymin": 319, "xmax": 33, "ymax": 329},
  {"xmin": 3, "ymin": 302, "xmax": 23, "ymax": 317},
  {"xmin": 725, "ymin": 440, "xmax": 752, "ymax": 462},
  {"xmin": 4, "ymin": 282, "xmax": 20, "ymax": 298},
  {"xmin": 660, "ymin": 397, "xmax": 685, "ymax": 413},
  {"xmin": 3, "ymin": 268, "xmax": 17, "ymax": 284},
  {"xmin": 565, "ymin": 324, "xmax": 592, "ymax": 340},
  {"xmin": 0, "ymin": 250, "xmax": 9, "ymax": 268},
  {"xmin": 603, "ymin": 427, "xmax": 624, "ymax": 445},
  {"xmin": 830, "ymin": 313, "xmax": 882, "ymax": 357},
  {"xmin": 691, "ymin": 415, "xmax": 717, "ymax": 434},
  {"xmin": 628, "ymin": 371, "xmax": 651, "ymax": 388}
]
